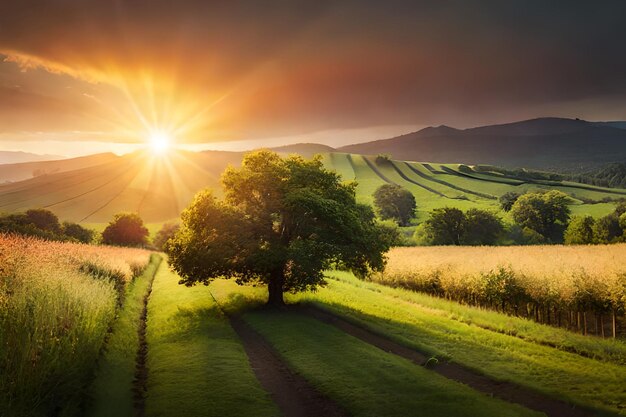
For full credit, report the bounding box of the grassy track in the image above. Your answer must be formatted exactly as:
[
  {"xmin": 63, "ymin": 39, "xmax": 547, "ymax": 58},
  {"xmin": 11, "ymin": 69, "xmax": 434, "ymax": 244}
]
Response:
[
  {"xmin": 208, "ymin": 276, "xmax": 624, "ymax": 415},
  {"xmin": 292, "ymin": 274, "xmax": 625, "ymax": 415},
  {"xmin": 244, "ymin": 311, "xmax": 542, "ymax": 417},
  {"xmin": 87, "ymin": 254, "xmax": 162, "ymax": 417},
  {"xmin": 209, "ymin": 280, "xmax": 541, "ymax": 417},
  {"xmin": 144, "ymin": 261, "xmax": 277, "ymax": 417}
]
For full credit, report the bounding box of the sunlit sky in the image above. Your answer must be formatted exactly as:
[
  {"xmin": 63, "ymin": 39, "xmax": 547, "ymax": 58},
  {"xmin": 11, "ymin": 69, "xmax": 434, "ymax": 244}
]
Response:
[{"xmin": 1, "ymin": 1, "xmax": 626, "ymax": 157}]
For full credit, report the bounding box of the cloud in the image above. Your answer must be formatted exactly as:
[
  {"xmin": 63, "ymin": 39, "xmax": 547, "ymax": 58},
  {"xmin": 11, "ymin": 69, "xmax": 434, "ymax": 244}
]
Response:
[{"xmin": 0, "ymin": 0, "xmax": 625, "ymax": 143}]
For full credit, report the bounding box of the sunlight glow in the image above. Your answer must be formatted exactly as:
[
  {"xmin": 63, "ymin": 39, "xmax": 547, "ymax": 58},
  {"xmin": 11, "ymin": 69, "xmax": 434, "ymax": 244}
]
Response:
[{"xmin": 149, "ymin": 130, "xmax": 171, "ymax": 154}]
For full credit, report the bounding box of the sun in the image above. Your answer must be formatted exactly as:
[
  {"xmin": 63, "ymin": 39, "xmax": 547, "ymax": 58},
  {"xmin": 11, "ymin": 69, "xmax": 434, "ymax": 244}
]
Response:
[{"xmin": 148, "ymin": 130, "xmax": 171, "ymax": 154}]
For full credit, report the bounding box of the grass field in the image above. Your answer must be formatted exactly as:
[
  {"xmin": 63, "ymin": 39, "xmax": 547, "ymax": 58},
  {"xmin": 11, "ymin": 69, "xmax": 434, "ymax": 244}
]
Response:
[
  {"xmin": 87, "ymin": 254, "xmax": 162, "ymax": 417},
  {"xmin": 144, "ymin": 260, "xmax": 277, "ymax": 417},
  {"xmin": 207, "ymin": 276, "xmax": 626, "ymax": 416},
  {"xmin": 3, "ymin": 236, "xmax": 626, "ymax": 416}
]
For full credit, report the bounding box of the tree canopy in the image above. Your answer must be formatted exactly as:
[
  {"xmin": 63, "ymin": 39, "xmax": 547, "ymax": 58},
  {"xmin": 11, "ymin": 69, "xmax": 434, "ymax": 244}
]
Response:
[
  {"xmin": 510, "ymin": 191, "xmax": 571, "ymax": 242},
  {"xmin": 422, "ymin": 207, "xmax": 502, "ymax": 245},
  {"xmin": 167, "ymin": 150, "xmax": 395, "ymax": 306},
  {"xmin": 373, "ymin": 184, "xmax": 416, "ymax": 226},
  {"xmin": 101, "ymin": 212, "xmax": 149, "ymax": 247}
]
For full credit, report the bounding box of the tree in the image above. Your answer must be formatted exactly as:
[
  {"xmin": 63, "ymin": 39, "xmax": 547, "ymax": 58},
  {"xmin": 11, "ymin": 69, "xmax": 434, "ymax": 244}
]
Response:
[
  {"xmin": 102, "ymin": 213, "xmax": 149, "ymax": 247},
  {"xmin": 499, "ymin": 192, "xmax": 521, "ymax": 212},
  {"xmin": 564, "ymin": 216, "xmax": 595, "ymax": 245},
  {"xmin": 373, "ymin": 184, "xmax": 416, "ymax": 226},
  {"xmin": 153, "ymin": 222, "xmax": 180, "ymax": 251},
  {"xmin": 593, "ymin": 213, "xmax": 623, "ymax": 243},
  {"xmin": 25, "ymin": 208, "xmax": 61, "ymax": 234},
  {"xmin": 423, "ymin": 207, "xmax": 466, "ymax": 245},
  {"xmin": 375, "ymin": 154, "xmax": 393, "ymax": 166},
  {"xmin": 463, "ymin": 209, "xmax": 503, "ymax": 245},
  {"xmin": 167, "ymin": 150, "xmax": 394, "ymax": 306},
  {"xmin": 510, "ymin": 191, "xmax": 571, "ymax": 242},
  {"xmin": 62, "ymin": 222, "xmax": 95, "ymax": 244}
]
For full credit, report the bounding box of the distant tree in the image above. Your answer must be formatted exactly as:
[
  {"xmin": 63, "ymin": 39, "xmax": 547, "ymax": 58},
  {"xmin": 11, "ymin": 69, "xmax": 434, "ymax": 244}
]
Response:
[
  {"xmin": 153, "ymin": 222, "xmax": 180, "ymax": 251},
  {"xmin": 373, "ymin": 184, "xmax": 417, "ymax": 226},
  {"xmin": 102, "ymin": 213, "xmax": 149, "ymax": 247},
  {"xmin": 564, "ymin": 216, "xmax": 595, "ymax": 245},
  {"xmin": 499, "ymin": 192, "xmax": 522, "ymax": 212},
  {"xmin": 615, "ymin": 202, "xmax": 626, "ymax": 217},
  {"xmin": 167, "ymin": 150, "xmax": 394, "ymax": 306},
  {"xmin": 25, "ymin": 208, "xmax": 61, "ymax": 234},
  {"xmin": 463, "ymin": 209, "xmax": 504, "ymax": 245},
  {"xmin": 424, "ymin": 207, "xmax": 466, "ymax": 245},
  {"xmin": 375, "ymin": 154, "xmax": 393, "ymax": 166},
  {"xmin": 62, "ymin": 222, "xmax": 95, "ymax": 244},
  {"xmin": 510, "ymin": 191, "xmax": 571, "ymax": 242},
  {"xmin": 593, "ymin": 213, "xmax": 623, "ymax": 243}
]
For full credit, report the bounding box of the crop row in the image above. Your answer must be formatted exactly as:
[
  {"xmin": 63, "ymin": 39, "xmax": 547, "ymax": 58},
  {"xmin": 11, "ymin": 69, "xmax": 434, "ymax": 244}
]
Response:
[{"xmin": 373, "ymin": 245, "xmax": 626, "ymax": 337}]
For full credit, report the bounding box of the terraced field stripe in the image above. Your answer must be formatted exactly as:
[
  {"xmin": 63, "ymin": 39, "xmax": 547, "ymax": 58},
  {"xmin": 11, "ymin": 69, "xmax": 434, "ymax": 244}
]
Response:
[
  {"xmin": 385, "ymin": 160, "xmax": 450, "ymax": 197},
  {"xmin": 0, "ymin": 159, "xmax": 137, "ymax": 210},
  {"xmin": 439, "ymin": 165, "xmax": 525, "ymax": 186},
  {"xmin": 87, "ymin": 254, "xmax": 162, "ymax": 417},
  {"xmin": 401, "ymin": 162, "xmax": 496, "ymax": 199},
  {"xmin": 422, "ymin": 163, "xmax": 446, "ymax": 174},
  {"xmin": 300, "ymin": 305, "xmax": 592, "ymax": 417},
  {"xmin": 359, "ymin": 155, "xmax": 398, "ymax": 185}
]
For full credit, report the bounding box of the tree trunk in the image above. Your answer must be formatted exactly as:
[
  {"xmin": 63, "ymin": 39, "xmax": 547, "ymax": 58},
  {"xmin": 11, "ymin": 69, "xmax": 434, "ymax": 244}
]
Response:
[
  {"xmin": 267, "ymin": 270, "xmax": 286, "ymax": 307},
  {"xmin": 613, "ymin": 310, "xmax": 617, "ymax": 339}
]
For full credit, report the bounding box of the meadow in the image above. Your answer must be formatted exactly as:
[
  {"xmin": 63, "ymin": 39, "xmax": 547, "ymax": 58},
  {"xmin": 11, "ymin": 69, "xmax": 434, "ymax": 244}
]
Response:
[
  {"xmin": 372, "ymin": 245, "xmax": 626, "ymax": 337},
  {"xmin": 0, "ymin": 234, "xmax": 152, "ymax": 417},
  {"xmin": 2, "ymin": 236, "xmax": 626, "ymax": 416}
]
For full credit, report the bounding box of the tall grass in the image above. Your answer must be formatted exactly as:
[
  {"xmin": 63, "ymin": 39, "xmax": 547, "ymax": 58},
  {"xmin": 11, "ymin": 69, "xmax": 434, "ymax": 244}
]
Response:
[
  {"xmin": 0, "ymin": 234, "xmax": 151, "ymax": 417},
  {"xmin": 374, "ymin": 245, "xmax": 626, "ymax": 337}
]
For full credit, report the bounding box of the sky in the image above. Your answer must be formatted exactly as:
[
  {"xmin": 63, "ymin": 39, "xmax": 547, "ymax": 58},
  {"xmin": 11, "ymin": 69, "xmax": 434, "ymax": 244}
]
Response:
[{"xmin": 1, "ymin": 0, "xmax": 626, "ymax": 157}]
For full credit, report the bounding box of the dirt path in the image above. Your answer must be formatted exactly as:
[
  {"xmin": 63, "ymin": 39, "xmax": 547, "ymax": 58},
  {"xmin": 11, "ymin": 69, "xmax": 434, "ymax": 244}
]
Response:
[
  {"xmin": 300, "ymin": 305, "xmax": 595, "ymax": 417},
  {"xmin": 229, "ymin": 316, "xmax": 348, "ymax": 417},
  {"xmin": 132, "ymin": 270, "xmax": 154, "ymax": 417}
]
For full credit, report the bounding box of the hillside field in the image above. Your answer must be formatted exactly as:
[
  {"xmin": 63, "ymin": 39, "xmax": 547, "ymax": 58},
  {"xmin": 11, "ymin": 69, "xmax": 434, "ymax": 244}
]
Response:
[{"xmin": 0, "ymin": 151, "xmax": 623, "ymax": 230}]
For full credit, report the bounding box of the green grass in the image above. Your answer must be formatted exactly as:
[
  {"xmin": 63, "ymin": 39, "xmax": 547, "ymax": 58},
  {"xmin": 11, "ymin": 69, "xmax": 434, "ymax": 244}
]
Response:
[
  {"xmin": 209, "ymin": 280, "xmax": 541, "ymax": 417},
  {"xmin": 144, "ymin": 261, "xmax": 277, "ymax": 417},
  {"xmin": 208, "ymin": 276, "xmax": 624, "ymax": 415},
  {"xmin": 290, "ymin": 275, "xmax": 626, "ymax": 415},
  {"xmin": 243, "ymin": 310, "xmax": 543, "ymax": 417},
  {"xmin": 87, "ymin": 254, "xmax": 162, "ymax": 417}
]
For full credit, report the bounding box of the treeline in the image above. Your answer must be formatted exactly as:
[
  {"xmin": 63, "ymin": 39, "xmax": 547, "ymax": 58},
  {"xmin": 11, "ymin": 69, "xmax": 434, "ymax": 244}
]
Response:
[
  {"xmin": 566, "ymin": 162, "xmax": 626, "ymax": 189},
  {"xmin": 0, "ymin": 209, "xmax": 172, "ymax": 248},
  {"xmin": 373, "ymin": 184, "xmax": 626, "ymax": 246}
]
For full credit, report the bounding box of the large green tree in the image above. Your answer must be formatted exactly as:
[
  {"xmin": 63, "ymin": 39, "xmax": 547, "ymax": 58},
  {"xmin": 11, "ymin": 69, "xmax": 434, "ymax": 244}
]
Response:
[
  {"xmin": 423, "ymin": 207, "xmax": 466, "ymax": 245},
  {"xmin": 167, "ymin": 150, "xmax": 394, "ymax": 306},
  {"xmin": 510, "ymin": 191, "xmax": 571, "ymax": 242},
  {"xmin": 373, "ymin": 184, "xmax": 416, "ymax": 226},
  {"xmin": 564, "ymin": 216, "xmax": 595, "ymax": 245}
]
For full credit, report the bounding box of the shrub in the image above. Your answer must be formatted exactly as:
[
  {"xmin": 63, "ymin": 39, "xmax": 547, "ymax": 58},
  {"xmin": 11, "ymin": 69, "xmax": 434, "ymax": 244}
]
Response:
[{"xmin": 102, "ymin": 212, "xmax": 149, "ymax": 247}]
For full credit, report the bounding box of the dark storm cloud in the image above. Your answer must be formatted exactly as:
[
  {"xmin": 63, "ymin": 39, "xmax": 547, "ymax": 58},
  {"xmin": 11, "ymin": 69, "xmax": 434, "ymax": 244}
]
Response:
[{"xmin": 0, "ymin": 0, "xmax": 625, "ymax": 141}]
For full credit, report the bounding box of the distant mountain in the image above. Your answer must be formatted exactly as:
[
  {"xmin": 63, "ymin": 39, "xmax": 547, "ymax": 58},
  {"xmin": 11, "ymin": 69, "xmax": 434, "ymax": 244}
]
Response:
[
  {"xmin": 0, "ymin": 151, "xmax": 64, "ymax": 165},
  {"xmin": 270, "ymin": 143, "xmax": 335, "ymax": 157},
  {"xmin": 593, "ymin": 121, "xmax": 626, "ymax": 130},
  {"xmin": 0, "ymin": 153, "xmax": 119, "ymax": 183},
  {"xmin": 339, "ymin": 118, "xmax": 626, "ymax": 171}
]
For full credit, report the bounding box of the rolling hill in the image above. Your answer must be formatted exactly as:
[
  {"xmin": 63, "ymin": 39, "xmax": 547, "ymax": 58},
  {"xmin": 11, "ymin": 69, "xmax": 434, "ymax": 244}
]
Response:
[
  {"xmin": 339, "ymin": 118, "xmax": 626, "ymax": 171},
  {"xmin": 0, "ymin": 149, "xmax": 623, "ymax": 225},
  {"xmin": 0, "ymin": 150, "xmax": 64, "ymax": 165},
  {"xmin": 0, "ymin": 152, "xmax": 119, "ymax": 183}
]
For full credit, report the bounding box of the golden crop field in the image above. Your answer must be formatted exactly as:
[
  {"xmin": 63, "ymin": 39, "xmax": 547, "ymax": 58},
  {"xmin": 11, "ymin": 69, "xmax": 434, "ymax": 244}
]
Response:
[
  {"xmin": 374, "ymin": 244, "xmax": 626, "ymax": 337},
  {"xmin": 0, "ymin": 234, "xmax": 152, "ymax": 416}
]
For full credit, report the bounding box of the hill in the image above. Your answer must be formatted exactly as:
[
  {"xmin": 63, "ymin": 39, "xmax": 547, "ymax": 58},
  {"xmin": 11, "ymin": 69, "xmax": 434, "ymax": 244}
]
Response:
[
  {"xmin": 270, "ymin": 142, "xmax": 335, "ymax": 157},
  {"xmin": 0, "ymin": 151, "xmax": 64, "ymax": 165},
  {"xmin": 0, "ymin": 149, "xmax": 623, "ymax": 224},
  {"xmin": 339, "ymin": 118, "xmax": 626, "ymax": 171},
  {"xmin": 0, "ymin": 152, "xmax": 119, "ymax": 183}
]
